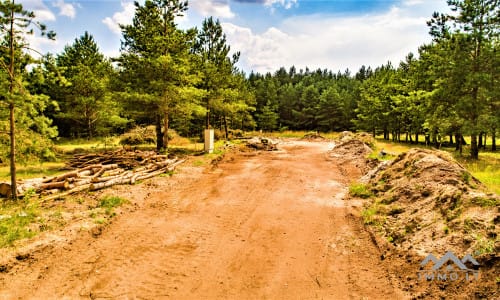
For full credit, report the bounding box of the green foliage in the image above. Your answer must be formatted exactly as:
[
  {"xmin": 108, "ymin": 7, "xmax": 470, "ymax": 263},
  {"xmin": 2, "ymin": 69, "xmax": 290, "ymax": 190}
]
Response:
[
  {"xmin": 44, "ymin": 32, "xmax": 129, "ymax": 138},
  {"xmin": 194, "ymin": 17, "xmax": 254, "ymax": 135},
  {"xmin": 473, "ymin": 234, "xmax": 495, "ymax": 255},
  {"xmin": 119, "ymin": 126, "xmax": 157, "ymax": 146},
  {"xmin": 471, "ymin": 196, "xmax": 499, "ymax": 207},
  {"xmin": 116, "ymin": 0, "xmax": 203, "ymax": 150},
  {"xmin": 349, "ymin": 183, "xmax": 373, "ymax": 199},
  {"xmin": 443, "ymin": 226, "xmax": 450, "ymax": 235},
  {"xmin": 0, "ymin": 201, "xmax": 40, "ymax": 247},
  {"xmin": 257, "ymin": 100, "xmax": 279, "ymax": 131},
  {"xmin": 99, "ymin": 196, "xmax": 128, "ymax": 216},
  {"xmin": 362, "ymin": 205, "xmax": 380, "ymax": 226}
]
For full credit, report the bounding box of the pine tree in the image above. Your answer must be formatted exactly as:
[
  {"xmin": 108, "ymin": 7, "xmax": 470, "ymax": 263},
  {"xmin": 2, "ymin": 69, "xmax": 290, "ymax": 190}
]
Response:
[
  {"xmin": 0, "ymin": 0, "xmax": 55, "ymax": 199},
  {"xmin": 117, "ymin": 0, "xmax": 202, "ymax": 150},
  {"xmin": 427, "ymin": 0, "xmax": 499, "ymax": 158}
]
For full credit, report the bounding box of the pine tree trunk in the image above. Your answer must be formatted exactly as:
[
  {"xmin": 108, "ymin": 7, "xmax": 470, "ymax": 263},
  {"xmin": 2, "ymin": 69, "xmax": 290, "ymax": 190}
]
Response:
[
  {"xmin": 470, "ymin": 134, "xmax": 478, "ymax": 159},
  {"xmin": 478, "ymin": 132, "xmax": 483, "ymax": 148},
  {"xmin": 9, "ymin": 102, "xmax": 16, "ymax": 200},
  {"xmin": 8, "ymin": 7, "xmax": 17, "ymax": 200},
  {"xmin": 491, "ymin": 129, "xmax": 496, "ymax": 151},
  {"xmin": 449, "ymin": 134, "xmax": 453, "ymax": 146},
  {"xmin": 223, "ymin": 115, "xmax": 228, "ymax": 140},
  {"xmin": 156, "ymin": 114, "xmax": 163, "ymax": 151},
  {"xmin": 163, "ymin": 110, "xmax": 169, "ymax": 150}
]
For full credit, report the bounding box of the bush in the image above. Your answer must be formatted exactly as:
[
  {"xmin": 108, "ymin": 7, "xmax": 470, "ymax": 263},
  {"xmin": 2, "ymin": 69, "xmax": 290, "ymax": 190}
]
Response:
[
  {"xmin": 228, "ymin": 129, "xmax": 244, "ymax": 138},
  {"xmin": 213, "ymin": 129, "xmax": 225, "ymax": 141},
  {"xmin": 119, "ymin": 126, "xmax": 156, "ymax": 145}
]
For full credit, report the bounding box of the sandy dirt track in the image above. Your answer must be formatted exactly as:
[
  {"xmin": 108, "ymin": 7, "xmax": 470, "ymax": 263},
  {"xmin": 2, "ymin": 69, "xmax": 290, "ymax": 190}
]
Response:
[{"xmin": 0, "ymin": 141, "xmax": 405, "ymax": 299}]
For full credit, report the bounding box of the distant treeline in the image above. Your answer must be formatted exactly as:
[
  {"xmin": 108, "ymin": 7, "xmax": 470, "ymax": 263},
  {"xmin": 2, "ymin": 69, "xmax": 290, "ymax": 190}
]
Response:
[{"xmin": 1, "ymin": 0, "xmax": 498, "ymax": 166}]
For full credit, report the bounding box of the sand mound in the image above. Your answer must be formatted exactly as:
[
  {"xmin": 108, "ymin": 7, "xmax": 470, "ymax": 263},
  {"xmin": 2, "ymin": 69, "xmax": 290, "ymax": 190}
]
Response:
[
  {"xmin": 328, "ymin": 138, "xmax": 377, "ymax": 178},
  {"xmin": 358, "ymin": 148, "xmax": 499, "ymax": 298},
  {"xmin": 330, "ymin": 139, "xmax": 372, "ymax": 157},
  {"xmin": 301, "ymin": 132, "xmax": 326, "ymax": 141},
  {"xmin": 364, "ymin": 148, "xmax": 498, "ymax": 253}
]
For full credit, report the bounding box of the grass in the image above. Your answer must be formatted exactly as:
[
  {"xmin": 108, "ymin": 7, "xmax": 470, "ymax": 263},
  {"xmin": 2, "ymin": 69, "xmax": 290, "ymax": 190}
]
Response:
[
  {"xmin": 0, "ymin": 162, "xmax": 66, "ymax": 182},
  {"xmin": 458, "ymin": 152, "xmax": 500, "ymax": 195},
  {"xmin": 0, "ymin": 200, "xmax": 40, "ymax": 247},
  {"xmin": 473, "ymin": 234, "xmax": 496, "ymax": 255},
  {"xmin": 55, "ymin": 137, "xmax": 121, "ymax": 152},
  {"xmin": 349, "ymin": 183, "xmax": 374, "ymax": 199},
  {"xmin": 98, "ymin": 195, "xmax": 128, "ymax": 216},
  {"xmin": 374, "ymin": 138, "xmax": 500, "ymax": 195},
  {"xmin": 361, "ymin": 205, "xmax": 386, "ymax": 227}
]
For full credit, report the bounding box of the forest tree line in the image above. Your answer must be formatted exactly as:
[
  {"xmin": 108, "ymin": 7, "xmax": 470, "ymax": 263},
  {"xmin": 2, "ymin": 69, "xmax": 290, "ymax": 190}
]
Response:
[{"xmin": 1, "ymin": 0, "xmax": 499, "ymax": 170}]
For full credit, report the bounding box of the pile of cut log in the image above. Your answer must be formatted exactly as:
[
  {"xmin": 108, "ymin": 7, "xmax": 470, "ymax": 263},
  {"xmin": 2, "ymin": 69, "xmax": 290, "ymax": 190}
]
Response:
[{"xmin": 0, "ymin": 150, "xmax": 185, "ymax": 199}]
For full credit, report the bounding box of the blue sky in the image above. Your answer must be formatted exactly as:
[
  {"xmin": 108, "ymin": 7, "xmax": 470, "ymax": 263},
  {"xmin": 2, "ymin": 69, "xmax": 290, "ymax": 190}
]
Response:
[{"xmin": 20, "ymin": 0, "xmax": 450, "ymax": 73}]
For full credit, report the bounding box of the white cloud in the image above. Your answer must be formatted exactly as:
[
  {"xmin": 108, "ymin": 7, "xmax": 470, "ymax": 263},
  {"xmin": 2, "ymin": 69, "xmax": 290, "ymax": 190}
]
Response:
[
  {"xmin": 223, "ymin": 1, "xmax": 450, "ymax": 73},
  {"xmin": 20, "ymin": 0, "xmax": 56, "ymax": 21},
  {"xmin": 24, "ymin": 33, "xmax": 60, "ymax": 58},
  {"xmin": 191, "ymin": 0, "xmax": 235, "ymax": 19},
  {"xmin": 102, "ymin": 1, "xmax": 136, "ymax": 35},
  {"xmin": 403, "ymin": 0, "xmax": 424, "ymax": 6},
  {"xmin": 264, "ymin": 0, "xmax": 297, "ymax": 10},
  {"xmin": 52, "ymin": 0, "xmax": 76, "ymax": 19}
]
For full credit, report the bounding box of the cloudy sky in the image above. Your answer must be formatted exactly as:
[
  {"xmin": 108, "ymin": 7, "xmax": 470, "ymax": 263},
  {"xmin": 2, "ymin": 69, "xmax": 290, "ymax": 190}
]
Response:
[{"xmin": 20, "ymin": 0, "xmax": 450, "ymax": 74}]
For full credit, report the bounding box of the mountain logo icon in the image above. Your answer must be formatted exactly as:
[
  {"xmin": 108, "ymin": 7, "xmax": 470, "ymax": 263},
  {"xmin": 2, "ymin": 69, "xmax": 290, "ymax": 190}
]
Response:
[{"xmin": 420, "ymin": 251, "xmax": 479, "ymax": 271}]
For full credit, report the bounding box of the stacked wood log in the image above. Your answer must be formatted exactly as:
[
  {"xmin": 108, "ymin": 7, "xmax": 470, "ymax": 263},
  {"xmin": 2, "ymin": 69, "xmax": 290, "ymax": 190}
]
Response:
[{"xmin": 0, "ymin": 150, "xmax": 185, "ymax": 199}]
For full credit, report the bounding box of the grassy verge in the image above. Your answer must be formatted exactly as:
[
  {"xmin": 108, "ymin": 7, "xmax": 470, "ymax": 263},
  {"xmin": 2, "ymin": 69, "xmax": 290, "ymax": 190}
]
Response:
[
  {"xmin": 0, "ymin": 162, "xmax": 67, "ymax": 182},
  {"xmin": 0, "ymin": 194, "xmax": 130, "ymax": 248},
  {"xmin": 374, "ymin": 139, "xmax": 500, "ymax": 194}
]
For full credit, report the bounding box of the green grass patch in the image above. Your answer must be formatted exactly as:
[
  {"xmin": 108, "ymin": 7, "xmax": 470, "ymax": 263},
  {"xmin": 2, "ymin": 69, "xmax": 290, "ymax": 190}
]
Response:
[
  {"xmin": 98, "ymin": 196, "xmax": 128, "ymax": 216},
  {"xmin": 471, "ymin": 196, "xmax": 499, "ymax": 207},
  {"xmin": 473, "ymin": 235, "xmax": 496, "ymax": 255},
  {"xmin": 457, "ymin": 153, "xmax": 500, "ymax": 195},
  {"xmin": 0, "ymin": 200, "xmax": 41, "ymax": 247},
  {"xmin": 362, "ymin": 205, "xmax": 382, "ymax": 225},
  {"xmin": 349, "ymin": 183, "xmax": 374, "ymax": 199},
  {"xmin": 55, "ymin": 137, "xmax": 120, "ymax": 153},
  {"xmin": 0, "ymin": 162, "xmax": 66, "ymax": 181}
]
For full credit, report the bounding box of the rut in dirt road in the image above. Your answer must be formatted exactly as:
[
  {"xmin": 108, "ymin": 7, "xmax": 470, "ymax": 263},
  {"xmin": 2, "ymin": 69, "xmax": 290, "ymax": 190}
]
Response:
[{"xmin": 0, "ymin": 141, "xmax": 404, "ymax": 299}]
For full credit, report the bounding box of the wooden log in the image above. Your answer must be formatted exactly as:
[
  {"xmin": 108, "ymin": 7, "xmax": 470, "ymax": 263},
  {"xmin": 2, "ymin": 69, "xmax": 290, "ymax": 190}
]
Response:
[
  {"xmin": 16, "ymin": 178, "xmax": 45, "ymax": 195},
  {"xmin": 43, "ymin": 171, "xmax": 77, "ymax": 183},
  {"xmin": 37, "ymin": 181, "xmax": 70, "ymax": 192},
  {"xmin": 72, "ymin": 179, "xmax": 92, "ymax": 187},
  {"xmin": 134, "ymin": 159, "xmax": 185, "ymax": 182},
  {"xmin": 41, "ymin": 184, "xmax": 91, "ymax": 202},
  {"xmin": 102, "ymin": 168, "xmax": 126, "ymax": 177},
  {"xmin": 91, "ymin": 164, "xmax": 119, "ymax": 179},
  {"xmin": 0, "ymin": 182, "xmax": 11, "ymax": 197},
  {"xmin": 90, "ymin": 176, "xmax": 132, "ymax": 191},
  {"xmin": 134, "ymin": 167, "xmax": 169, "ymax": 181}
]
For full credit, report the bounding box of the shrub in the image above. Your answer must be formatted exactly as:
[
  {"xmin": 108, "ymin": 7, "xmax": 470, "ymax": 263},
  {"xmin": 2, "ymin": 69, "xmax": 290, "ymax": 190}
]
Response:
[{"xmin": 119, "ymin": 126, "xmax": 156, "ymax": 145}]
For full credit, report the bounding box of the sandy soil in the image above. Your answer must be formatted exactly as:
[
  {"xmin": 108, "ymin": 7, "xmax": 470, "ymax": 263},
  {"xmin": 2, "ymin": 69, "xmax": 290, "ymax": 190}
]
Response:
[{"xmin": 0, "ymin": 140, "xmax": 405, "ymax": 299}]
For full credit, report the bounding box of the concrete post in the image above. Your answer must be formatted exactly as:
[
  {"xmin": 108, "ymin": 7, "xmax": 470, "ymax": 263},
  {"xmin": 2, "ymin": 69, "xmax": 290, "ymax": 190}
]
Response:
[{"xmin": 204, "ymin": 129, "xmax": 214, "ymax": 153}]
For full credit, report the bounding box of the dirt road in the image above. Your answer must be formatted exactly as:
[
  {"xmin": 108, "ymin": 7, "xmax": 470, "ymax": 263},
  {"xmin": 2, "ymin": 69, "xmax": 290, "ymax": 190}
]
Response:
[{"xmin": 0, "ymin": 140, "xmax": 404, "ymax": 299}]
